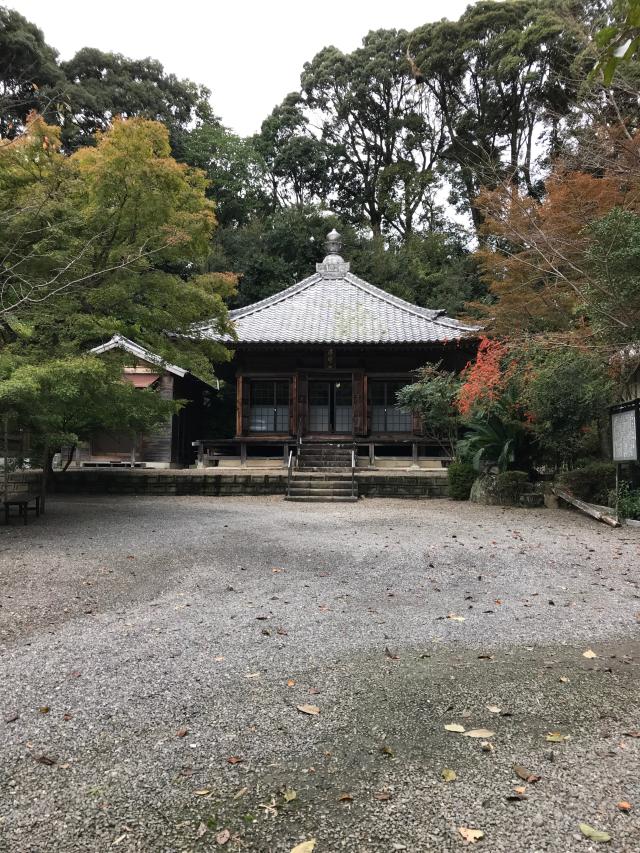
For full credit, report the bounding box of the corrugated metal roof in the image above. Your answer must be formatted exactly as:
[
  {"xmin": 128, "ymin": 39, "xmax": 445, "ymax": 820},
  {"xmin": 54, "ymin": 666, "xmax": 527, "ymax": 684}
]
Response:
[{"xmin": 199, "ymin": 264, "xmax": 478, "ymax": 345}]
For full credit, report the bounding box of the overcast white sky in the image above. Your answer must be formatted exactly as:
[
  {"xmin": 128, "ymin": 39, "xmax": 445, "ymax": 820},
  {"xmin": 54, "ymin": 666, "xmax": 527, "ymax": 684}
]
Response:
[{"xmin": 13, "ymin": 0, "xmax": 472, "ymax": 136}]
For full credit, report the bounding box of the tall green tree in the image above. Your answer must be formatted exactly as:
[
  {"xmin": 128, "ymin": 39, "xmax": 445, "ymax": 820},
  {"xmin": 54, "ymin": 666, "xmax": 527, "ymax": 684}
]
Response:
[
  {"xmin": 410, "ymin": 0, "xmax": 586, "ymax": 231},
  {"xmin": 58, "ymin": 48, "xmax": 215, "ymax": 155},
  {"xmin": 301, "ymin": 28, "xmax": 446, "ymax": 237},
  {"xmin": 0, "ymin": 5, "xmax": 63, "ymax": 138},
  {"xmin": 182, "ymin": 122, "xmax": 266, "ymax": 226},
  {"xmin": 254, "ymin": 93, "xmax": 332, "ymax": 209}
]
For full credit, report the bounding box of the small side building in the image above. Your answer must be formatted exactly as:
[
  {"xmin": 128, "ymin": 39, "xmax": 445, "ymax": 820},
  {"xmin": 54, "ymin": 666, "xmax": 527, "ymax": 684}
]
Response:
[{"xmin": 80, "ymin": 335, "xmax": 214, "ymax": 469}]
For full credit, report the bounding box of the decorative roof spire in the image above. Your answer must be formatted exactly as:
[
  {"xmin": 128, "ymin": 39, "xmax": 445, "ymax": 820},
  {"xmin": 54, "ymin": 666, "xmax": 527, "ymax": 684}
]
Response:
[{"xmin": 316, "ymin": 229, "xmax": 350, "ymax": 278}]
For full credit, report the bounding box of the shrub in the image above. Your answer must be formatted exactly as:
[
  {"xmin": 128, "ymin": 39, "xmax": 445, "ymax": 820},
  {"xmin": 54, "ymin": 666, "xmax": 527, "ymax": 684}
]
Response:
[
  {"xmin": 496, "ymin": 470, "xmax": 528, "ymax": 503},
  {"xmin": 558, "ymin": 462, "xmax": 616, "ymax": 504},
  {"xmin": 448, "ymin": 461, "xmax": 476, "ymax": 500},
  {"xmin": 612, "ymin": 483, "xmax": 640, "ymax": 520}
]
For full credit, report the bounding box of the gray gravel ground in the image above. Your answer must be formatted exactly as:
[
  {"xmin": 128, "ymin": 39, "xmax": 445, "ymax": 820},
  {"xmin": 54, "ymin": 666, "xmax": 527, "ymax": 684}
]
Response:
[{"xmin": 1, "ymin": 495, "xmax": 640, "ymax": 853}]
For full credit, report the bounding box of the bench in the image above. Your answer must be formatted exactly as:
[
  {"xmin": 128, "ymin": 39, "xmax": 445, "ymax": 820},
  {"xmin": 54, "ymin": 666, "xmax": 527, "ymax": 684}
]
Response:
[{"xmin": 3, "ymin": 489, "xmax": 42, "ymax": 525}]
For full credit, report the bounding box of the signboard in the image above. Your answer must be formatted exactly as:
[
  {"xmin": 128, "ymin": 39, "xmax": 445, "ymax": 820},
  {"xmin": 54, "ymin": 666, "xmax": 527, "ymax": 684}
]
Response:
[{"xmin": 610, "ymin": 400, "xmax": 639, "ymax": 462}]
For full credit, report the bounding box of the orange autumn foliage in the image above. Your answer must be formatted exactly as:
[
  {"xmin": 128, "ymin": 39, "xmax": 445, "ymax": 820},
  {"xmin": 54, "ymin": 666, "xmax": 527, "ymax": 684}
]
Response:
[
  {"xmin": 457, "ymin": 337, "xmax": 507, "ymax": 417},
  {"xmin": 469, "ymin": 128, "xmax": 640, "ymax": 338}
]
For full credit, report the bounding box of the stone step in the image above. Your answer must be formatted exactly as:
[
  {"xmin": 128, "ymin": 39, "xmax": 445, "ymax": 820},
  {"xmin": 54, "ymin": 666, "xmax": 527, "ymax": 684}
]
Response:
[
  {"xmin": 291, "ymin": 479, "xmax": 352, "ymax": 487},
  {"xmin": 297, "ymin": 466, "xmax": 353, "ymax": 473},
  {"xmin": 289, "ymin": 486, "xmax": 351, "ymax": 496},
  {"xmin": 285, "ymin": 495, "xmax": 359, "ymax": 503}
]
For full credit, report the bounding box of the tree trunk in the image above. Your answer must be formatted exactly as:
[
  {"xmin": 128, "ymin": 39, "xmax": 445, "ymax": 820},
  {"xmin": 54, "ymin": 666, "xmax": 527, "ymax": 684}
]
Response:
[{"xmin": 62, "ymin": 443, "xmax": 77, "ymax": 472}]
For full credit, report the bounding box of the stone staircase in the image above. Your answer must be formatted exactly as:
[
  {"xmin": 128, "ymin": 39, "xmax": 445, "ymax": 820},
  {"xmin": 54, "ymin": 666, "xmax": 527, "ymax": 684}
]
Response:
[{"xmin": 286, "ymin": 443, "xmax": 358, "ymax": 502}]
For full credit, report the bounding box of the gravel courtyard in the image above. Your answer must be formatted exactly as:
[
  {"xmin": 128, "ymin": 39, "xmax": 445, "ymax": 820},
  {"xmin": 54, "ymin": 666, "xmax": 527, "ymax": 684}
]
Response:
[{"xmin": 1, "ymin": 495, "xmax": 640, "ymax": 852}]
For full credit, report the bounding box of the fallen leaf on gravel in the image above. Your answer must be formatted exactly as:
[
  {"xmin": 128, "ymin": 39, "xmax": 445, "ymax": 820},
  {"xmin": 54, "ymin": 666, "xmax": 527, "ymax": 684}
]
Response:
[
  {"xmin": 385, "ymin": 647, "xmax": 400, "ymax": 660},
  {"xmin": 176, "ymin": 728, "xmax": 188, "ymax": 738},
  {"xmin": 514, "ymin": 786, "xmax": 527, "ymax": 795},
  {"xmin": 112, "ymin": 834, "xmax": 128, "ymax": 846},
  {"xmin": 308, "ymin": 687, "xmax": 320, "ymax": 695},
  {"xmin": 487, "ymin": 705, "xmax": 501, "ymax": 714},
  {"xmin": 193, "ymin": 789, "xmax": 211, "ymax": 796},
  {"xmin": 617, "ymin": 801, "xmax": 632, "ymax": 812},
  {"xmin": 582, "ymin": 649, "xmax": 598, "ymax": 659},
  {"xmin": 458, "ymin": 826, "xmax": 484, "ymax": 843},
  {"xmin": 374, "ymin": 790, "xmax": 392, "ymax": 801},
  {"xmin": 283, "ymin": 787, "xmax": 297, "ymax": 802},
  {"xmin": 272, "ymin": 568, "xmax": 284, "ymax": 573},
  {"xmin": 463, "ymin": 729, "xmax": 495, "ymax": 739},
  {"xmin": 4, "ymin": 711, "xmax": 18, "ymax": 723},
  {"xmin": 196, "ymin": 822, "xmax": 208, "ymax": 838},
  {"xmin": 579, "ymin": 823, "xmax": 611, "ymax": 842},
  {"xmin": 216, "ymin": 828, "xmax": 231, "ymax": 845},
  {"xmin": 227, "ymin": 756, "xmax": 243, "ymax": 764},
  {"xmin": 214, "ymin": 656, "xmax": 225, "ymax": 662},
  {"xmin": 514, "ymin": 764, "xmax": 541, "ymax": 783},
  {"xmin": 477, "ymin": 654, "xmax": 494, "ymax": 660},
  {"xmin": 287, "ymin": 679, "xmax": 296, "ymax": 687},
  {"xmin": 297, "ymin": 704, "xmax": 320, "ymax": 716},
  {"xmin": 445, "ymin": 723, "xmax": 466, "ymax": 733},
  {"xmin": 507, "ymin": 792, "xmax": 527, "ymax": 802},
  {"xmin": 233, "ymin": 787, "xmax": 248, "ymax": 799},
  {"xmin": 261, "ymin": 628, "xmax": 271, "ymax": 636},
  {"xmin": 277, "ymin": 627, "xmax": 289, "ymax": 636},
  {"xmin": 63, "ymin": 713, "xmax": 73, "ymax": 722},
  {"xmin": 545, "ymin": 732, "xmax": 569, "ymax": 743},
  {"xmin": 622, "ymin": 731, "xmax": 640, "ymax": 738},
  {"xmin": 441, "ymin": 768, "xmax": 457, "ymax": 782},
  {"xmin": 290, "ymin": 840, "xmax": 316, "ymax": 853},
  {"xmin": 256, "ymin": 615, "xmax": 269, "ymax": 621},
  {"xmin": 244, "ymin": 673, "xmax": 261, "ymax": 679},
  {"xmin": 38, "ymin": 706, "xmax": 49, "ymax": 714},
  {"xmin": 481, "ymin": 741, "xmax": 494, "ymax": 752},
  {"xmin": 34, "ymin": 754, "xmax": 56, "ymax": 766},
  {"xmin": 447, "ymin": 613, "xmax": 465, "ymax": 622},
  {"xmin": 379, "ymin": 744, "xmax": 394, "ymax": 756},
  {"xmin": 338, "ymin": 792, "xmax": 353, "ymax": 802},
  {"xmin": 559, "ymin": 676, "xmax": 570, "ymax": 683}
]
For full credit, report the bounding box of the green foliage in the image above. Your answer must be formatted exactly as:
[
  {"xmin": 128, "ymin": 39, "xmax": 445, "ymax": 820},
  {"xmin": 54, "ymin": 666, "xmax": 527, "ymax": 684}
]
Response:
[
  {"xmin": 457, "ymin": 409, "xmax": 531, "ymax": 472},
  {"xmin": 447, "ymin": 461, "xmax": 476, "ymax": 500},
  {"xmin": 584, "ymin": 208, "xmax": 640, "ymax": 343},
  {"xmin": 181, "ymin": 123, "xmax": 266, "ymax": 226},
  {"xmin": 58, "ymin": 48, "xmax": 215, "ymax": 155},
  {"xmin": 558, "ymin": 461, "xmax": 616, "ymax": 504},
  {"xmin": 521, "ymin": 348, "xmax": 613, "ymax": 466},
  {"xmin": 0, "ymin": 116, "xmax": 234, "ymax": 454},
  {"xmin": 0, "ymin": 357, "xmax": 174, "ymax": 449},
  {"xmin": 410, "ymin": 0, "xmax": 584, "ymax": 226},
  {"xmin": 612, "ymin": 481, "xmax": 640, "ymax": 519},
  {"xmin": 396, "ymin": 364, "xmax": 461, "ymax": 456},
  {"xmin": 0, "ymin": 6, "xmax": 63, "ymax": 138},
  {"xmin": 254, "ymin": 93, "xmax": 331, "ymax": 209},
  {"xmin": 495, "ymin": 470, "xmax": 528, "ymax": 503},
  {"xmin": 594, "ymin": 0, "xmax": 640, "ymax": 84},
  {"xmin": 301, "ymin": 28, "xmax": 445, "ymax": 237}
]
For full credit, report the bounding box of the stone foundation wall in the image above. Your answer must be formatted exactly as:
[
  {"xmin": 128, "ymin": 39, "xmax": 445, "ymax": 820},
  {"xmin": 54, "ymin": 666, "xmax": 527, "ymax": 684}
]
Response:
[{"xmin": 52, "ymin": 471, "xmax": 449, "ymax": 499}]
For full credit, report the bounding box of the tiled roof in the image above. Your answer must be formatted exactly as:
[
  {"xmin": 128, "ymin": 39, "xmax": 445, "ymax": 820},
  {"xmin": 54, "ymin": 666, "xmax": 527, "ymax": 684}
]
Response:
[
  {"xmin": 199, "ymin": 262, "xmax": 479, "ymax": 345},
  {"xmin": 89, "ymin": 334, "xmax": 205, "ymax": 381}
]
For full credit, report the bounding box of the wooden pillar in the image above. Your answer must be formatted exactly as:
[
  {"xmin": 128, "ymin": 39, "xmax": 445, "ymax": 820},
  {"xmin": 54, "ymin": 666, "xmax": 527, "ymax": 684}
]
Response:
[
  {"xmin": 352, "ymin": 370, "xmax": 366, "ymax": 436},
  {"xmin": 240, "ymin": 442, "xmax": 247, "ymax": 467}
]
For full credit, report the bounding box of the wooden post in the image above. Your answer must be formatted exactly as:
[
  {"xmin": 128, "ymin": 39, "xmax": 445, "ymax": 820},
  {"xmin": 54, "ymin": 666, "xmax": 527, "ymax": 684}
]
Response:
[
  {"xmin": 369, "ymin": 442, "xmax": 375, "ymax": 467},
  {"xmin": 3, "ymin": 414, "xmax": 8, "ymax": 505},
  {"xmin": 240, "ymin": 441, "xmax": 247, "ymax": 467},
  {"xmin": 40, "ymin": 439, "xmax": 48, "ymax": 514}
]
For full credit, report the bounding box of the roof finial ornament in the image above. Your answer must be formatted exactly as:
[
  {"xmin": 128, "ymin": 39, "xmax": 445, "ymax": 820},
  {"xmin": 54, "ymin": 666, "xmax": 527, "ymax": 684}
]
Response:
[
  {"xmin": 317, "ymin": 228, "xmax": 350, "ymax": 278},
  {"xmin": 326, "ymin": 228, "xmax": 342, "ymax": 256}
]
